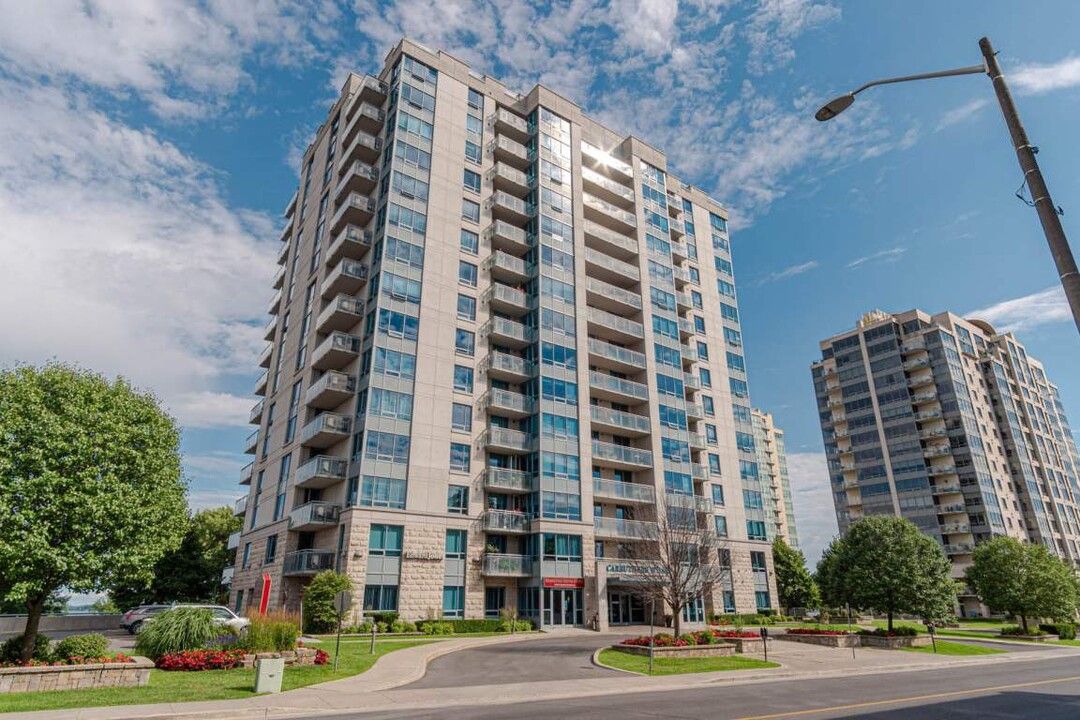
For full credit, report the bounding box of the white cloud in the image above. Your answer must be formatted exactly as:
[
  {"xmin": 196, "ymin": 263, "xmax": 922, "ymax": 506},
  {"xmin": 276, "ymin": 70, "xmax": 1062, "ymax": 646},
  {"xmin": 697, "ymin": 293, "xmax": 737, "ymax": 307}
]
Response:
[
  {"xmin": 1014, "ymin": 55, "xmax": 1080, "ymax": 94},
  {"xmin": 169, "ymin": 392, "xmax": 255, "ymax": 429},
  {"xmin": 0, "ymin": 78, "xmax": 272, "ymax": 428},
  {"xmin": 846, "ymin": 246, "xmax": 906, "ymax": 269},
  {"xmin": 188, "ymin": 488, "xmax": 246, "ymax": 512},
  {"xmin": 0, "ymin": 0, "xmax": 342, "ymax": 117},
  {"xmin": 609, "ymin": 0, "xmax": 681, "ymax": 57},
  {"xmin": 786, "ymin": 452, "xmax": 838, "ymax": 566},
  {"xmin": 744, "ymin": 0, "xmax": 841, "ymax": 76},
  {"xmin": 969, "ymin": 286, "xmax": 1070, "ymax": 333},
  {"xmin": 936, "ymin": 98, "xmax": 990, "ymax": 131},
  {"xmin": 758, "ymin": 260, "xmax": 819, "ymax": 285}
]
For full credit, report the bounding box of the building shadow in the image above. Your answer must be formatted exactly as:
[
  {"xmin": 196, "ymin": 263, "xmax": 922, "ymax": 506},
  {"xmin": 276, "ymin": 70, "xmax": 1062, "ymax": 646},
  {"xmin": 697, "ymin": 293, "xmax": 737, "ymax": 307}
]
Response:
[{"xmin": 840, "ymin": 690, "xmax": 1079, "ymax": 719}]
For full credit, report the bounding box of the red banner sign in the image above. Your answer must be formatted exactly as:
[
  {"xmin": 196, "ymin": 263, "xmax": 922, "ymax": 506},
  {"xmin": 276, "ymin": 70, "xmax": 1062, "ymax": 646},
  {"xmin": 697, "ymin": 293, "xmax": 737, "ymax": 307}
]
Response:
[
  {"xmin": 258, "ymin": 573, "xmax": 272, "ymax": 614},
  {"xmin": 543, "ymin": 577, "xmax": 584, "ymax": 589}
]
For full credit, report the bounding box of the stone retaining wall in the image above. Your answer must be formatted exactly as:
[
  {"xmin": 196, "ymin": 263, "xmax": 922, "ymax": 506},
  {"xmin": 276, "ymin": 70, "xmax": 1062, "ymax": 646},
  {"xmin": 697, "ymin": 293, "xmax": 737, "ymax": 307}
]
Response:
[
  {"xmin": 857, "ymin": 635, "xmax": 932, "ymax": 649},
  {"xmin": 716, "ymin": 637, "xmax": 770, "ymax": 654},
  {"xmin": 0, "ymin": 657, "xmax": 153, "ymax": 694},
  {"xmin": 775, "ymin": 633, "xmax": 860, "ymax": 648},
  {"xmin": 239, "ymin": 647, "xmax": 318, "ymax": 669},
  {"xmin": 0, "ymin": 614, "xmax": 121, "ymax": 638},
  {"xmin": 613, "ymin": 643, "xmax": 736, "ymax": 658}
]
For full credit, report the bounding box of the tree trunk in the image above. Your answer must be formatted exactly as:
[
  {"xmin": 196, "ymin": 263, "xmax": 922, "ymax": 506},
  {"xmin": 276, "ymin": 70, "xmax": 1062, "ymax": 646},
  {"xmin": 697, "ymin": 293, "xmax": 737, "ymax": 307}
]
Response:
[
  {"xmin": 20, "ymin": 595, "xmax": 47, "ymax": 663},
  {"xmin": 1020, "ymin": 614, "xmax": 1028, "ymax": 634},
  {"xmin": 887, "ymin": 611, "xmax": 893, "ymax": 633},
  {"xmin": 672, "ymin": 599, "xmax": 681, "ymax": 637}
]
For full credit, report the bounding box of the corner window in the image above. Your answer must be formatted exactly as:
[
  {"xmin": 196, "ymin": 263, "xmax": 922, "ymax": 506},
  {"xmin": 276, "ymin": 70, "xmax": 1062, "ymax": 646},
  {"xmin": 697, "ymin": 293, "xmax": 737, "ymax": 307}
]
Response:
[
  {"xmin": 459, "ymin": 261, "xmax": 478, "ymax": 287},
  {"xmin": 464, "ymin": 169, "xmax": 481, "ymax": 193},
  {"xmin": 457, "ymin": 293, "xmax": 476, "ymax": 321},
  {"xmin": 455, "ymin": 329, "xmax": 475, "ymax": 356},
  {"xmin": 450, "ymin": 442, "xmax": 471, "ymax": 473},
  {"xmin": 447, "ymin": 485, "xmax": 469, "ymax": 514},
  {"xmin": 462, "ymin": 198, "xmax": 481, "ymax": 223},
  {"xmin": 452, "ymin": 402, "xmax": 472, "ymax": 431},
  {"xmin": 460, "ymin": 229, "xmax": 479, "ymax": 254},
  {"xmin": 453, "ymin": 365, "xmax": 474, "ymax": 393}
]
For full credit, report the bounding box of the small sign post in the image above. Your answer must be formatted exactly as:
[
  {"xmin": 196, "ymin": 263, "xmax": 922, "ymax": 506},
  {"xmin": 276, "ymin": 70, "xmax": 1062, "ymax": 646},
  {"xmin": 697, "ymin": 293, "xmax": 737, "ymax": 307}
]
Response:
[
  {"xmin": 760, "ymin": 626, "xmax": 769, "ymax": 663},
  {"xmin": 332, "ymin": 590, "xmax": 351, "ymax": 672},
  {"xmin": 926, "ymin": 622, "xmax": 938, "ymax": 654}
]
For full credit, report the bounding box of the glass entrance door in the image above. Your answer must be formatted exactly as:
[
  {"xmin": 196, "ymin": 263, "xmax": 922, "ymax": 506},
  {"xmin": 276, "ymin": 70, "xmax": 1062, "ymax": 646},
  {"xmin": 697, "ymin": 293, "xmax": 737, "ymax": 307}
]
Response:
[
  {"xmin": 543, "ymin": 588, "xmax": 583, "ymax": 626},
  {"xmin": 608, "ymin": 592, "xmax": 645, "ymax": 625}
]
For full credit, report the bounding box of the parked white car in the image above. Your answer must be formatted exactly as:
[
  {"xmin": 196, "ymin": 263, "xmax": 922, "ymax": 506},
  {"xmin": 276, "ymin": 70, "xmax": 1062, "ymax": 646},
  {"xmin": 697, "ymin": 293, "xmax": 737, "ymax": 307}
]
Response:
[{"xmin": 132, "ymin": 604, "xmax": 249, "ymax": 634}]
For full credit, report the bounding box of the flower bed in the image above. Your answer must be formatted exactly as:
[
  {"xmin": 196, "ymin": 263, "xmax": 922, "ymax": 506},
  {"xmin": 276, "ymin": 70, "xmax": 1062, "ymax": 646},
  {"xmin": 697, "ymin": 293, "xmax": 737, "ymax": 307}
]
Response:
[
  {"xmin": 613, "ymin": 643, "xmax": 736, "ymax": 659},
  {"xmin": 156, "ymin": 650, "xmax": 246, "ymax": 671},
  {"xmin": 776, "ymin": 629, "xmax": 859, "ymax": 648},
  {"xmin": 619, "ymin": 629, "xmax": 767, "ymax": 655},
  {"xmin": 0, "ymin": 656, "xmax": 153, "ymax": 694},
  {"xmin": 0, "ymin": 653, "xmax": 135, "ymax": 669},
  {"xmin": 857, "ymin": 634, "xmax": 931, "ymax": 649}
]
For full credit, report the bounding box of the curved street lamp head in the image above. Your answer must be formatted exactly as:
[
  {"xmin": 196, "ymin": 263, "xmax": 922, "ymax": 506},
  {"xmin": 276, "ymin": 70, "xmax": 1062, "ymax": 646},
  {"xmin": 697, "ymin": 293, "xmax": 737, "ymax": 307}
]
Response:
[{"xmin": 815, "ymin": 93, "xmax": 855, "ymax": 121}]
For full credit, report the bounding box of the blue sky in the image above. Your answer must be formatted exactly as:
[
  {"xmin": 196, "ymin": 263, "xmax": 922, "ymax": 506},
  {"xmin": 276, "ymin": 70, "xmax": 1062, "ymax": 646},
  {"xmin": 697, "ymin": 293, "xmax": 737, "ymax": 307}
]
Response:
[{"xmin": 1, "ymin": 0, "xmax": 1078, "ymax": 566}]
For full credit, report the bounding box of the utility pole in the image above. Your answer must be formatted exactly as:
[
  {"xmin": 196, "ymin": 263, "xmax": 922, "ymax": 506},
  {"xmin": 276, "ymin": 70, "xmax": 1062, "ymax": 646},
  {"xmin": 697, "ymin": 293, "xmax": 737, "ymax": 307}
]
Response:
[{"xmin": 980, "ymin": 36, "xmax": 1080, "ymax": 334}]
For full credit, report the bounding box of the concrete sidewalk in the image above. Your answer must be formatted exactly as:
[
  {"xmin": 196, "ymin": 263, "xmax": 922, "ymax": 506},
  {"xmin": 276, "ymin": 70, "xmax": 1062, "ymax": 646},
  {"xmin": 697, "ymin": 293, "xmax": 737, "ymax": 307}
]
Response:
[{"xmin": 5, "ymin": 630, "xmax": 1080, "ymax": 720}]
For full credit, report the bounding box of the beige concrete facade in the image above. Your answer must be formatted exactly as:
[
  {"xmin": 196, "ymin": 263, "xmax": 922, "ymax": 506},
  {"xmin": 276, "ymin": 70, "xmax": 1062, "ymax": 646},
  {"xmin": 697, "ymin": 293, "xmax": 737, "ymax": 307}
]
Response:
[
  {"xmin": 752, "ymin": 409, "xmax": 799, "ymax": 549},
  {"xmin": 228, "ymin": 38, "xmax": 777, "ymax": 629},
  {"xmin": 812, "ymin": 309, "xmax": 1080, "ymax": 616}
]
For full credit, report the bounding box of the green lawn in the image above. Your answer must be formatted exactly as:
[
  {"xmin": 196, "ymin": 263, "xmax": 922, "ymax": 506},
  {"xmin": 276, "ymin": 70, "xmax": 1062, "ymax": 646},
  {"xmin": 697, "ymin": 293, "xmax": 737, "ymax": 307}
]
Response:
[
  {"xmin": 901, "ymin": 640, "xmax": 1005, "ymax": 656},
  {"xmin": 597, "ymin": 649, "xmax": 778, "ymax": 676},
  {"xmin": 781, "ymin": 623, "xmax": 861, "ymax": 633},
  {"xmin": 0, "ymin": 640, "xmax": 432, "ymax": 714}
]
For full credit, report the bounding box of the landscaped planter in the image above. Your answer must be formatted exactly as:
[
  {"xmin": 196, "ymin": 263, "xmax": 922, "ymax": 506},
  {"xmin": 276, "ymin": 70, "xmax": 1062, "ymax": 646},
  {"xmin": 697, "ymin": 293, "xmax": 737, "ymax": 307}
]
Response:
[
  {"xmin": 857, "ymin": 634, "xmax": 932, "ymax": 649},
  {"xmin": 612, "ymin": 643, "xmax": 736, "ymax": 658},
  {"xmin": 775, "ymin": 632, "xmax": 859, "ymax": 648},
  {"xmin": 1001, "ymin": 633, "xmax": 1058, "ymax": 643},
  {"xmin": 0, "ymin": 657, "xmax": 153, "ymax": 694},
  {"xmin": 714, "ymin": 637, "xmax": 770, "ymax": 654},
  {"xmin": 239, "ymin": 647, "xmax": 320, "ymax": 669}
]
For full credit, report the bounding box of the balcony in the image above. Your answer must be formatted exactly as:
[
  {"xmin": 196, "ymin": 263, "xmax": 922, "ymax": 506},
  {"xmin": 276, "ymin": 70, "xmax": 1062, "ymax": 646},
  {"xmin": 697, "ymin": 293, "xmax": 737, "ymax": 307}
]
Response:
[
  {"xmin": 482, "ymin": 352, "xmax": 535, "ymax": 382},
  {"xmin": 939, "ymin": 503, "xmax": 967, "ymax": 514},
  {"xmin": 249, "ymin": 400, "xmax": 264, "ymax": 425},
  {"xmin": 666, "ymin": 492, "xmax": 713, "ymax": 514},
  {"xmin": 288, "ymin": 502, "xmax": 341, "ymax": 531},
  {"xmin": 585, "ymin": 276, "xmax": 642, "ymax": 314},
  {"xmin": 680, "ymin": 344, "xmax": 698, "ymax": 365},
  {"xmin": 482, "ymin": 427, "xmax": 533, "ymax": 454},
  {"xmin": 901, "ymin": 339, "xmax": 927, "ymax": 354},
  {"xmin": 263, "ymin": 317, "xmax": 277, "ymax": 342},
  {"xmin": 915, "ymin": 410, "xmax": 943, "ymax": 422},
  {"xmin": 483, "ymin": 510, "xmax": 530, "ymax": 534},
  {"xmin": 903, "ymin": 358, "xmax": 930, "ymax": 371},
  {"xmin": 481, "ymin": 388, "xmax": 535, "ymax": 418},
  {"xmin": 334, "ymin": 161, "xmax": 379, "ymax": 204},
  {"xmin": 587, "ymin": 307, "xmax": 644, "ymax": 343},
  {"xmin": 678, "ymin": 317, "xmax": 696, "ymax": 339},
  {"xmin": 489, "ymin": 162, "xmax": 532, "ymax": 196},
  {"xmin": 494, "ymin": 107, "xmax": 531, "ymax": 142},
  {"xmin": 580, "ymin": 142, "xmax": 633, "ymax": 182},
  {"xmin": 669, "ymin": 218, "xmax": 686, "ymax": 238},
  {"xmin": 221, "ymin": 566, "xmax": 234, "ymax": 585},
  {"xmin": 486, "ymin": 251, "xmax": 534, "ymax": 284},
  {"xmin": 316, "ymin": 294, "xmax": 364, "ymax": 334},
  {"xmin": 305, "ymin": 370, "xmax": 356, "ymax": 410},
  {"xmin": 489, "ymin": 190, "xmax": 533, "ymax": 224},
  {"xmin": 676, "ymin": 291, "xmax": 692, "ymax": 310},
  {"xmin": 943, "ymin": 543, "xmax": 974, "ymax": 556},
  {"xmin": 581, "ymin": 165, "xmax": 636, "ymax": 208},
  {"xmin": 295, "ymin": 454, "xmax": 348, "ymax": 489},
  {"xmin": 670, "ymin": 239, "xmax": 688, "ymax": 261},
  {"xmin": 491, "ymin": 135, "xmax": 530, "ymax": 169},
  {"xmin": 272, "ymin": 265, "xmax": 286, "ymax": 290},
  {"xmin": 592, "ymin": 439, "xmax": 653, "ymax": 469},
  {"xmin": 276, "ymin": 240, "xmax": 290, "ymax": 266},
  {"xmin": 941, "ymin": 523, "xmax": 972, "ymax": 535},
  {"xmin": 240, "ymin": 461, "xmax": 253, "ymax": 486},
  {"xmin": 583, "ymin": 218, "xmax": 638, "ymax": 261},
  {"xmin": 487, "ymin": 220, "xmax": 532, "ymax": 254},
  {"xmin": 243, "ymin": 429, "xmax": 258, "ymax": 455},
  {"xmin": 590, "ymin": 405, "xmax": 650, "ymax": 437},
  {"xmin": 254, "ymin": 370, "xmax": 268, "ymax": 396},
  {"xmin": 589, "ymin": 371, "xmax": 649, "ymax": 404},
  {"xmin": 684, "ymin": 372, "xmax": 700, "ymax": 391},
  {"xmin": 907, "ymin": 373, "xmax": 935, "ymax": 389},
  {"xmin": 348, "ymin": 76, "xmax": 387, "ymax": 115},
  {"xmin": 226, "ymin": 530, "xmax": 240, "ymax": 551},
  {"xmin": 285, "ymin": 190, "xmax": 298, "ymax": 219},
  {"xmin": 920, "ymin": 428, "xmax": 948, "ymax": 440},
  {"xmin": 330, "ymin": 193, "xmax": 376, "ymax": 235},
  {"xmin": 282, "ymin": 549, "xmax": 337, "ymax": 576},
  {"xmin": 300, "ymin": 413, "xmax": 352, "ymax": 449},
  {"xmin": 327, "ymin": 225, "xmax": 374, "ymax": 266},
  {"xmin": 672, "ymin": 266, "xmax": 691, "ymax": 288},
  {"xmin": 482, "ymin": 468, "xmax": 536, "ymax": 494},
  {"xmin": 484, "ymin": 316, "xmax": 535, "ymax": 349},
  {"xmin": 481, "ymin": 553, "xmax": 532, "ymax": 577},
  {"xmin": 311, "ymin": 332, "xmax": 360, "ymax": 370},
  {"xmin": 233, "ymin": 496, "xmax": 247, "ymax": 516},
  {"xmin": 268, "ymin": 289, "xmax": 282, "ymax": 315},
  {"xmin": 280, "ymin": 217, "xmax": 293, "ymax": 243},
  {"xmin": 686, "ymin": 403, "xmax": 704, "ymax": 421},
  {"xmin": 592, "ymin": 478, "xmax": 655, "ymax": 505},
  {"xmin": 924, "ymin": 445, "xmax": 952, "ymax": 458},
  {"xmin": 927, "ymin": 465, "xmax": 958, "ymax": 477},
  {"xmin": 320, "ymin": 259, "xmax": 369, "ymax": 298},
  {"xmin": 588, "ymin": 337, "xmax": 646, "ymax": 373},
  {"xmin": 342, "ymin": 102, "xmax": 384, "ymax": 145},
  {"xmin": 338, "ymin": 131, "xmax": 381, "ymax": 172},
  {"xmin": 257, "ymin": 343, "xmax": 273, "ymax": 369},
  {"xmin": 689, "ymin": 433, "xmax": 707, "ymax": 451},
  {"xmin": 593, "ymin": 516, "xmax": 657, "ymax": 541},
  {"xmin": 584, "ymin": 247, "xmax": 640, "ymax": 287},
  {"xmin": 485, "ymin": 283, "xmax": 531, "ymax": 317},
  {"xmin": 931, "ymin": 483, "xmax": 963, "ymax": 496},
  {"xmin": 691, "ymin": 463, "xmax": 708, "ymax": 481}
]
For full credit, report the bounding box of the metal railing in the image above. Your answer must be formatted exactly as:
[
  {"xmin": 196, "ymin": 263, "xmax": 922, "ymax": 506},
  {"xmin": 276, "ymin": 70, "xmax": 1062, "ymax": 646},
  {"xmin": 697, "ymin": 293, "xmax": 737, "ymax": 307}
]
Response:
[
  {"xmin": 589, "ymin": 371, "xmax": 649, "ymax": 401},
  {"xmin": 592, "ymin": 478, "xmax": 655, "ymax": 503},
  {"xmin": 590, "ymin": 405, "xmax": 650, "ymax": 433},
  {"xmin": 592, "ymin": 439, "xmax": 653, "ymax": 466},
  {"xmin": 282, "ymin": 549, "xmax": 337, "ymax": 575}
]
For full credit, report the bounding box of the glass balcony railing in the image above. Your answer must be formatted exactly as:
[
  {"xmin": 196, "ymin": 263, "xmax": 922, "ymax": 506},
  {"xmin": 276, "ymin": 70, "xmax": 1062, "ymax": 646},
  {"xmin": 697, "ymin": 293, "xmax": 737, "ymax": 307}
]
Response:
[
  {"xmin": 482, "ymin": 553, "xmax": 531, "ymax": 576},
  {"xmin": 587, "ymin": 307, "xmax": 644, "ymax": 338},
  {"xmin": 585, "ymin": 276, "xmax": 642, "ymax": 310},
  {"xmin": 300, "ymin": 414, "xmax": 352, "ymax": 446},
  {"xmin": 589, "ymin": 371, "xmax": 649, "ymax": 401},
  {"xmin": 592, "ymin": 478, "xmax": 655, "ymax": 504},
  {"xmin": 587, "ymin": 337, "xmax": 647, "ymax": 370},
  {"xmin": 483, "ymin": 510, "xmax": 530, "ymax": 533},
  {"xmin": 584, "ymin": 247, "xmax": 640, "ymax": 282},
  {"xmin": 482, "ymin": 427, "xmax": 533, "ymax": 452},
  {"xmin": 581, "ymin": 165, "xmax": 635, "ymax": 204},
  {"xmin": 593, "ymin": 516, "xmax": 657, "ymax": 540},
  {"xmin": 483, "ymin": 351, "xmax": 535, "ymax": 378},
  {"xmin": 482, "ymin": 468, "xmax": 536, "ymax": 493},
  {"xmin": 582, "ymin": 218, "xmax": 638, "ymax": 257},
  {"xmin": 288, "ymin": 502, "xmax": 341, "ymax": 530},
  {"xmin": 295, "ymin": 454, "xmax": 348, "ymax": 486},
  {"xmin": 592, "ymin": 439, "xmax": 653, "ymax": 467},
  {"xmin": 282, "ymin": 549, "xmax": 337, "ymax": 576},
  {"xmin": 482, "ymin": 388, "xmax": 535, "ymax": 415},
  {"xmin": 485, "ymin": 316, "xmax": 536, "ymax": 345},
  {"xmin": 590, "ymin": 405, "xmax": 650, "ymax": 433}
]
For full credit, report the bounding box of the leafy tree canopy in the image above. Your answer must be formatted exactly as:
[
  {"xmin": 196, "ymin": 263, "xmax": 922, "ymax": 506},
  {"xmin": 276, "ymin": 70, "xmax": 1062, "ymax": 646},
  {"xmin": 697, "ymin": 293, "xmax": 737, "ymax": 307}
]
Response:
[{"xmin": 772, "ymin": 538, "xmax": 820, "ymax": 611}]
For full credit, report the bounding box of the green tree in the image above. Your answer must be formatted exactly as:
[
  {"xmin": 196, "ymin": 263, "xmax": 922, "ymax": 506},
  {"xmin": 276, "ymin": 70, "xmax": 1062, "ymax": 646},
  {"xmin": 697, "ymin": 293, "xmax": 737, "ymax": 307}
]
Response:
[
  {"xmin": 303, "ymin": 571, "xmax": 353, "ymax": 633},
  {"xmin": 772, "ymin": 538, "xmax": 820, "ymax": 611},
  {"xmin": 965, "ymin": 536, "xmax": 1079, "ymax": 633},
  {"xmin": 0, "ymin": 363, "xmax": 187, "ymax": 662},
  {"xmin": 816, "ymin": 516, "xmax": 957, "ymax": 631},
  {"xmin": 112, "ymin": 506, "xmax": 241, "ymax": 608}
]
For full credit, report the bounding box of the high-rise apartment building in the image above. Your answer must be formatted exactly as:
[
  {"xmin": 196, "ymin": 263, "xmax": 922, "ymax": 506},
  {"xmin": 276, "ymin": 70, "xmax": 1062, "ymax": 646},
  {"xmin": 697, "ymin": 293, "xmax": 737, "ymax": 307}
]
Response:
[
  {"xmin": 227, "ymin": 39, "xmax": 777, "ymax": 629},
  {"xmin": 751, "ymin": 409, "xmax": 798, "ymax": 548},
  {"xmin": 812, "ymin": 309, "xmax": 1080, "ymax": 615}
]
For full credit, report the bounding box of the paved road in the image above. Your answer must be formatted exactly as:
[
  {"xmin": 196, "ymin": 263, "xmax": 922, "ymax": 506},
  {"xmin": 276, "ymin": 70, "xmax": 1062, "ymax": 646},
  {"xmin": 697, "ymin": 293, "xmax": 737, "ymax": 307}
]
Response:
[
  {"xmin": 320, "ymin": 657, "xmax": 1080, "ymax": 719},
  {"xmin": 403, "ymin": 633, "xmax": 625, "ymax": 688}
]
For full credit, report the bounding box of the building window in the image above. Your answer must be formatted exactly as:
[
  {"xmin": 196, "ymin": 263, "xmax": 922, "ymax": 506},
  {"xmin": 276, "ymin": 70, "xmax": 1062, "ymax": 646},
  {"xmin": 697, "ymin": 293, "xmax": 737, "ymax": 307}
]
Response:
[
  {"xmin": 450, "ymin": 442, "xmax": 471, "ymax": 473},
  {"xmin": 264, "ymin": 535, "xmax": 278, "ymax": 564},
  {"xmin": 363, "ymin": 585, "xmax": 398, "ymax": 612},
  {"xmin": 691, "ymin": 290, "xmax": 703, "ymax": 309},
  {"xmin": 452, "ymin": 403, "xmax": 472, "ymax": 431},
  {"xmin": 241, "ymin": 543, "xmax": 252, "ymax": 569},
  {"xmin": 453, "ymin": 365, "xmax": 474, "ymax": 393},
  {"xmin": 460, "ymin": 229, "xmax": 479, "ymax": 254},
  {"xmin": 364, "ymin": 431, "xmax": 411, "ymax": 464},
  {"xmin": 747, "ymin": 521, "xmax": 768, "ymax": 541},
  {"xmin": 705, "ymin": 424, "xmax": 718, "ymax": 445},
  {"xmin": 447, "ymin": 485, "xmax": 469, "ymax": 514},
  {"xmin": 465, "ymin": 140, "xmax": 482, "ymax": 164},
  {"xmin": 445, "ymin": 529, "xmax": 467, "ymax": 559},
  {"xmin": 369, "ymin": 524, "xmax": 404, "ymax": 556},
  {"xmin": 462, "ymin": 199, "xmax": 481, "ymax": 222},
  {"xmin": 755, "ymin": 591, "xmax": 772, "ymax": 611},
  {"xmin": 702, "ymin": 395, "xmax": 715, "ymax": 416},
  {"xmin": 455, "ymin": 329, "xmax": 475, "ymax": 356},
  {"xmin": 464, "ymin": 169, "xmax": 481, "ymax": 193},
  {"xmin": 708, "ymin": 454, "xmax": 722, "ymax": 476},
  {"xmin": 696, "ymin": 342, "xmax": 709, "ymax": 361},
  {"xmin": 457, "ymin": 293, "xmax": 476, "ymax": 321},
  {"xmin": 699, "ymin": 368, "xmax": 712, "ymax": 388},
  {"xmin": 711, "ymin": 483, "xmax": 725, "ymax": 505},
  {"xmin": 443, "ymin": 586, "xmax": 465, "ymax": 619},
  {"xmin": 688, "ymin": 266, "xmax": 700, "ymax": 284},
  {"xmin": 693, "ymin": 315, "xmax": 706, "ymax": 334},
  {"xmin": 357, "ymin": 475, "xmax": 406, "ymax": 509},
  {"xmin": 459, "ymin": 261, "xmax": 478, "ymax": 287}
]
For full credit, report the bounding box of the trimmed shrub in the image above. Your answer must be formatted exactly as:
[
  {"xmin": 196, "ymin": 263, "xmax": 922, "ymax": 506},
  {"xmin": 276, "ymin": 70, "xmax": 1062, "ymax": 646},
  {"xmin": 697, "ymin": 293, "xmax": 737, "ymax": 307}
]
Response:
[
  {"xmin": 1040, "ymin": 623, "xmax": 1076, "ymax": 640},
  {"xmin": 232, "ymin": 611, "xmax": 300, "ymax": 652},
  {"xmin": 710, "ymin": 613, "xmax": 774, "ymax": 626},
  {"xmin": 135, "ymin": 607, "xmax": 222, "ymax": 660},
  {"xmin": 370, "ymin": 611, "xmax": 399, "ymax": 626},
  {"xmin": 55, "ymin": 633, "xmax": 110, "ymax": 660},
  {"xmin": 302, "ymin": 571, "xmax": 353, "ymax": 634},
  {"xmin": 0, "ymin": 634, "xmax": 52, "ymax": 664},
  {"xmin": 348, "ymin": 622, "xmax": 373, "ymax": 634},
  {"xmin": 422, "ymin": 622, "xmax": 454, "ymax": 636},
  {"xmin": 1001, "ymin": 625, "xmax": 1048, "ymax": 636},
  {"xmin": 391, "ymin": 620, "xmax": 417, "ymax": 633},
  {"xmin": 857, "ymin": 627, "xmax": 918, "ymax": 637}
]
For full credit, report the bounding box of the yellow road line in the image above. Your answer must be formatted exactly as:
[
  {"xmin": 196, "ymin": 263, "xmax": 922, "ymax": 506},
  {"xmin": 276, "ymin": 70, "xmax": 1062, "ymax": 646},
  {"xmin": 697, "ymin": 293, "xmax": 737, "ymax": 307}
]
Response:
[{"xmin": 736, "ymin": 674, "xmax": 1080, "ymax": 720}]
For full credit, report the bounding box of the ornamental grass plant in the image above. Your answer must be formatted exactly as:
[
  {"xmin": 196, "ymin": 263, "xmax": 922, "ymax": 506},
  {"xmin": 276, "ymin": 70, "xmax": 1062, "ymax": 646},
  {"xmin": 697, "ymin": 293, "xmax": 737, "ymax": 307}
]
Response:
[{"xmin": 135, "ymin": 607, "xmax": 223, "ymax": 660}]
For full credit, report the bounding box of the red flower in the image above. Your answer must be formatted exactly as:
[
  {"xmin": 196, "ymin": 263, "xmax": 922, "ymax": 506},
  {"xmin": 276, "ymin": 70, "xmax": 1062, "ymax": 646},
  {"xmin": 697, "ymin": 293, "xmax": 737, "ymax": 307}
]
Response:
[
  {"xmin": 155, "ymin": 649, "xmax": 245, "ymax": 671},
  {"xmin": 313, "ymin": 649, "xmax": 330, "ymax": 665}
]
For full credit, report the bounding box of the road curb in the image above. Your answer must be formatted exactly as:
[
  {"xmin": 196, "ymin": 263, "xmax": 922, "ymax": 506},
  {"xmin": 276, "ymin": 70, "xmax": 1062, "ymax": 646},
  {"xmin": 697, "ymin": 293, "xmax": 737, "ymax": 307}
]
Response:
[{"xmin": 590, "ymin": 647, "xmax": 640, "ymax": 676}]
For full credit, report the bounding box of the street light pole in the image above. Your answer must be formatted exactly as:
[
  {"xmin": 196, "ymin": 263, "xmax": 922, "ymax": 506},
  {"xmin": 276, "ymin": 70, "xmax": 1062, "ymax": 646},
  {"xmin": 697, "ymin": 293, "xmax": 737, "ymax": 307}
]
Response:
[
  {"xmin": 979, "ymin": 37, "xmax": 1080, "ymax": 335},
  {"xmin": 815, "ymin": 36, "xmax": 1080, "ymax": 336}
]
